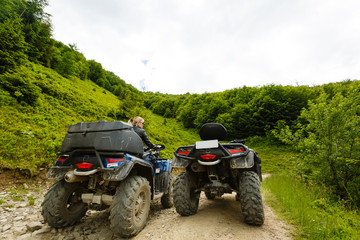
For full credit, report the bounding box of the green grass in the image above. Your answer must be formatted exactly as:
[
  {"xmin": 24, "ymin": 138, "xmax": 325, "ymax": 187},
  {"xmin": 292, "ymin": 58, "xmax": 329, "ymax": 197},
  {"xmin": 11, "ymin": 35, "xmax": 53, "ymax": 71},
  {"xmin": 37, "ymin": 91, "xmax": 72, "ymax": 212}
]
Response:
[
  {"xmin": 138, "ymin": 109, "xmax": 200, "ymax": 159},
  {"xmin": 2, "ymin": 204, "xmax": 14, "ymax": 208},
  {"xmin": 247, "ymin": 137, "xmax": 298, "ymax": 174},
  {"xmin": 1, "ymin": 186, "xmax": 37, "ymax": 205},
  {"xmin": 0, "ymin": 197, "xmax": 6, "ymax": 204},
  {"xmin": 27, "ymin": 195, "xmax": 35, "ymax": 205},
  {"xmin": 9, "ymin": 188, "xmax": 28, "ymax": 201},
  {"xmin": 262, "ymin": 175, "xmax": 360, "ymax": 239}
]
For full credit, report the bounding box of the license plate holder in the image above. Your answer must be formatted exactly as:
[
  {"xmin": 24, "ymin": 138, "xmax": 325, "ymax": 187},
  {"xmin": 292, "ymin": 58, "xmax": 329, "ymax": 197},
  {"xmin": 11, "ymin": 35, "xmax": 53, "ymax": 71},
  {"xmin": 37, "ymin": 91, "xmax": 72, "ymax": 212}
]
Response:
[{"xmin": 195, "ymin": 140, "xmax": 219, "ymax": 149}]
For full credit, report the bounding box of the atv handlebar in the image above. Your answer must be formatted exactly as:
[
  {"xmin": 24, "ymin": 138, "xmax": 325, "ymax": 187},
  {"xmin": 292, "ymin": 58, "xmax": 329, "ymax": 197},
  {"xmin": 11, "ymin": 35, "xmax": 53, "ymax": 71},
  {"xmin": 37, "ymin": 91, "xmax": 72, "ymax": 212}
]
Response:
[{"xmin": 144, "ymin": 144, "xmax": 165, "ymax": 152}]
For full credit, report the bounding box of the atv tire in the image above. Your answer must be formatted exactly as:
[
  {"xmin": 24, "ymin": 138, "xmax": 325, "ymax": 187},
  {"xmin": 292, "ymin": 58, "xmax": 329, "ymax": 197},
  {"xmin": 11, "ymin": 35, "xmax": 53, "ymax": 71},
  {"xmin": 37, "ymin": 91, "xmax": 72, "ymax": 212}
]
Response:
[
  {"xmin": 173, "ymin": 171, "xmax": 200, "ymax": 216},
  {"xmin": 110, "ymin": 176, "xmax": 151, "ymax": 238},
  {"xmin": 205, "ymin": 191, "xmax": 216, "ymax": 200},
  {"xmin": 41, "ymin": 179, "xmax": 88, "ymax": 228},
  {"xmin": 161, "ymin": 174, "xmax": 175, "ymax": 208},
  {"xmin": 239, "ymin": 171, "xmax": 265, "ymax": 225}
]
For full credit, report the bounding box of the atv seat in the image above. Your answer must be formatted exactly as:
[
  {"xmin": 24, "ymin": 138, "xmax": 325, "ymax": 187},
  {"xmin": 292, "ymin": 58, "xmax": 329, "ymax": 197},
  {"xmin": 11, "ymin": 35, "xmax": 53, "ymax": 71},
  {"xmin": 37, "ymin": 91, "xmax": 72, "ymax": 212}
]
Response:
[{"xmin": 199, "ymin": 123, "xmax": 227, "ymax": 141}]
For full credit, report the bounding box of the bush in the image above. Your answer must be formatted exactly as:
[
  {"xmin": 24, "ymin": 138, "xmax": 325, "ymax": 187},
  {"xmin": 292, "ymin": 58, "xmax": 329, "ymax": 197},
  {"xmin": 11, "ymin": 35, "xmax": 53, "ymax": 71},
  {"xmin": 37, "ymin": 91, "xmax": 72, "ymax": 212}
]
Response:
[{"xmin": 0, "ymin": 68, "xmax": 40, "ymax": 105}]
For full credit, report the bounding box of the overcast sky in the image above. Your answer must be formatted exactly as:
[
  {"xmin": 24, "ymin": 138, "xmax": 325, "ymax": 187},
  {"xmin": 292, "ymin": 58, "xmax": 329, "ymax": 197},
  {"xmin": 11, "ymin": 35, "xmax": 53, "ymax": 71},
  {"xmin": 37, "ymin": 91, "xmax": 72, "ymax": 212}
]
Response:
[{"xmin": 45, "ymin": 0, "xmax": 360, "ymax": 94}]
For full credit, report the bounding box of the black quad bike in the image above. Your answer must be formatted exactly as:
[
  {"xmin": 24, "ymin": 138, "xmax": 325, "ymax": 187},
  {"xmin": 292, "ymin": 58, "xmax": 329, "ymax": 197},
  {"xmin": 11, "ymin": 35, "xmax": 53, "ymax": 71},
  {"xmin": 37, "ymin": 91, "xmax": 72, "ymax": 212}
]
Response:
[
  {"xmin": 41, "ymin": 121, "xmax": 174, "ymax": 238},
  {"xmin": 172, "ymin": 123, "xmax": 264, "ymax": 225}
]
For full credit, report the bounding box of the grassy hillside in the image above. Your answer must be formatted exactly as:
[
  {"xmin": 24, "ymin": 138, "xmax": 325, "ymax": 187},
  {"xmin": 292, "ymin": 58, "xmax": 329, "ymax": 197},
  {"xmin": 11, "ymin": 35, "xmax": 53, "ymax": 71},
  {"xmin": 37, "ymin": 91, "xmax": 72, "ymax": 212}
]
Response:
[
  {"xmin": 136, "ymin": 109, "xmax": 200, "ymax": 158},
  {"xmin": 247, "ymin": 138, "xmax": 298, "ymax": 174},
  {"xmin": 0, "ymin": 62, "xmax": 292, "ymax": 176},
  {"xmin": 0, "ymin": 63, "xmax": 199, "ymax": 175}
]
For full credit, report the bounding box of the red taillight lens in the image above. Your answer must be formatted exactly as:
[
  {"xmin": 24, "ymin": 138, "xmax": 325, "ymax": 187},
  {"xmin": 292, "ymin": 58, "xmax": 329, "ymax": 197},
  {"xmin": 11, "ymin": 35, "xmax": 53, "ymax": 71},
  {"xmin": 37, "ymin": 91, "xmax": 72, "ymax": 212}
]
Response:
[
  {"xmin": 200, "ymin": 154, "xmax": 217, "ymax": 160},
  {"xmin": 58, "ymin": 155, "xmax": 69, "ymax": 162},
  {"xmin": 106, "ymin": 158, "xmax": 124, "ymax": 163},
  {"xmin": 76, "ymin": 162, "xmax": 93, "ymax": 169},
  {"xmin": 178, "ymin": 151, "xmax": 190, "ymax": 155},
  {"xmin": 229, "ymin": 149, "xmax": 245, "ymax": 154}
]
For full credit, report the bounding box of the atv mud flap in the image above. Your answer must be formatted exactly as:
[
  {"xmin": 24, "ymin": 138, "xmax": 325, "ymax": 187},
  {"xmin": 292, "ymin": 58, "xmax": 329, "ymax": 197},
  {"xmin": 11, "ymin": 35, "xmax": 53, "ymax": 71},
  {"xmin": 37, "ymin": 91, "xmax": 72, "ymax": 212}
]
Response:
[{"xmin": 229, "ymin": 150, "xmax": 255, "ymax": 168}]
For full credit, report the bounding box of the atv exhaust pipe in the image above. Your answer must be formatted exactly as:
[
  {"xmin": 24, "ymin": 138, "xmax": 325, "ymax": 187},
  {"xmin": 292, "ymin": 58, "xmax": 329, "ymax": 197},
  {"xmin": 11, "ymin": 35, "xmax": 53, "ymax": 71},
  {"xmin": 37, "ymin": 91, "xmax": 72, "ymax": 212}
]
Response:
[{"xmin": 64, "ymin": 170, "xmax": 89, "ymax": 183}]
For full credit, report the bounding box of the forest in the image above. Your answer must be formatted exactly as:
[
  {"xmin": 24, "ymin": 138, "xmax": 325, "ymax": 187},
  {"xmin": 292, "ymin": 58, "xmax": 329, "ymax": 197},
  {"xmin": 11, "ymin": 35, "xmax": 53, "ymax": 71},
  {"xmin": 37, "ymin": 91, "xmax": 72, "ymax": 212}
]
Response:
[{"xmin": 1, "ymin": 0, "xmax": 359, "ymax": 229}]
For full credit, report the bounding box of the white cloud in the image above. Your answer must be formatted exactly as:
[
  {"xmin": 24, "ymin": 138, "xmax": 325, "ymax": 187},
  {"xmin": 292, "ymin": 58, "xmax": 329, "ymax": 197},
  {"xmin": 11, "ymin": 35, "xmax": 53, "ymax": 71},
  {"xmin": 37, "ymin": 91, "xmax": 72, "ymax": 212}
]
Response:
[{"xmin": 46, "ymin": 0, "xmax": 360, "ymax": 94}]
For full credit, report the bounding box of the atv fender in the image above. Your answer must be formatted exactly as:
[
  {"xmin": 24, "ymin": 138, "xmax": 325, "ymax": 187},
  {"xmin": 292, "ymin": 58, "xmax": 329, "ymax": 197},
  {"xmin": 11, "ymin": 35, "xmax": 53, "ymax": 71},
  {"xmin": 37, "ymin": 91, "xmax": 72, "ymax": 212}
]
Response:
[
  {"xmin": 171, "ymin": 155, "xmax": 190, "ymax": 168},
  {"xmin": 163, "ymin": 165, "xmax": 172, "ymax": 194},
  {"xmin": 103, "ymin": 156, "xmax": 153, "ymax": 181},
  {"xmin": 230, "ymin": 150, "xmax": 255, "ymax": 168}
]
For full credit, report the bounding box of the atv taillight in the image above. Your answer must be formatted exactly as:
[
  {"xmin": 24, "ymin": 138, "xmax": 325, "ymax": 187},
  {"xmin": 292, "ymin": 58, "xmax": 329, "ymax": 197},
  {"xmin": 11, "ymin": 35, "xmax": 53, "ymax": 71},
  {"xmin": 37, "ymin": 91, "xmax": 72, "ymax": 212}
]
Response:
[
  {"xmin": 176, "ymin": 146, "xmax": 193, "ymax": 156},
  {"xmin": 200, "ymin": 154, "xmax": 217, "ymax": 160},
  {"xmin": 106, "ymin": 158, "xmax": 124, "ymax": 163},
  {"xmin": 55, "ymin": 155, "xmax": 69, "ymax": 166},
  {"xmin": 178, "ymin": 151, "xmax": 190, "ymax": 155},
  {"xmin": 57, "ymin": 155, "xmax": 69, "ymax": 162},
  {"xmin": 76, "ymin": 162, "xmax": 93, "ymax": 169},
  {"xmin": 229, "ymin": 149, "xmax": 245, "ymax": 154},
  {"xmin": 104, "ymin": 158, "xmax": 125, "ymax": 168}
]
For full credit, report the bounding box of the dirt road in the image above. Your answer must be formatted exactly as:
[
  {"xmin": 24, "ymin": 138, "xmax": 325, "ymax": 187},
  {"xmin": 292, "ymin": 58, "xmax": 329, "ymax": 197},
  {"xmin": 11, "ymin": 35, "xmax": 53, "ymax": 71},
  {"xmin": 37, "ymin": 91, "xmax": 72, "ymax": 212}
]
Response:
[
  {"xmin": 134, "ymin": 192, "xmax": 294, "ymax": 240},
  {"xmin": 0, "ymin": 174, "xmax": 294, "ymax": 240}
]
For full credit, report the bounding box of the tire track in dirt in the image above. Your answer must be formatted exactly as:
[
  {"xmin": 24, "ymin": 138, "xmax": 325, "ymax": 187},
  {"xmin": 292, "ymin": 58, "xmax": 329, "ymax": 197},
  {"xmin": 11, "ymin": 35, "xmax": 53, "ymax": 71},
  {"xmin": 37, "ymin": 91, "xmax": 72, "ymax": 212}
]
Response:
[
  {"xmin": 0, "ymin": 172, "xmax": 294, "ymax": 240},
  {"xmin": 134, "ymin": 192, "xmax": 294, "ymax": 240}
]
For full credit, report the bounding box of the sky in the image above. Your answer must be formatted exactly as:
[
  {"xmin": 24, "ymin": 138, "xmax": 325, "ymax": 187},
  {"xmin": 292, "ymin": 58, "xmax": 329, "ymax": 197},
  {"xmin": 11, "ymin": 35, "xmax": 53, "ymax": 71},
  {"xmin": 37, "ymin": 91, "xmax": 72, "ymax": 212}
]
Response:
[{"xmin": 45, "ymin": 0, "xmax": 360, "ymax": 94}]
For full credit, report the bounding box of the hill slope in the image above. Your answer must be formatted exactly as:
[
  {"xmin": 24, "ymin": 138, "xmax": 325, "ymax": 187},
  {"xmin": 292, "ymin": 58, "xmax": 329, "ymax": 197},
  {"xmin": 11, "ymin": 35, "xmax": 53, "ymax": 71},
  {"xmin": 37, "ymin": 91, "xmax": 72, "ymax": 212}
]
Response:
[{"xmin": 0, "ymin": 63, "xmax": 199, "ymax": 175}]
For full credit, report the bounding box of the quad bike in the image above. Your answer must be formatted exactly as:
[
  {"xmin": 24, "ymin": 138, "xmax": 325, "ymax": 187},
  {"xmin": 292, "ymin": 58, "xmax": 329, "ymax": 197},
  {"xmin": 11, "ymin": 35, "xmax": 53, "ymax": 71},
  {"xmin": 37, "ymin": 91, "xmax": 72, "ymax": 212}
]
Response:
[
  {"xmin": 41, "ymin": 121, "xmax": 174, "ymax": 238},
  {"xmin": 172, "ymin": 123, "xmax": 264, "ymax": 225}
]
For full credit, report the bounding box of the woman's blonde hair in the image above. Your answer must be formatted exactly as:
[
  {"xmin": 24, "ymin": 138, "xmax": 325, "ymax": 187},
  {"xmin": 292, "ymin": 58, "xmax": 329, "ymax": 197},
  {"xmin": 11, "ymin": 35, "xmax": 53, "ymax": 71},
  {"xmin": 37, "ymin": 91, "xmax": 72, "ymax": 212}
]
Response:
[{"xmin": 128, "ymin": 116, "xmax": 144, "ymax": 126}]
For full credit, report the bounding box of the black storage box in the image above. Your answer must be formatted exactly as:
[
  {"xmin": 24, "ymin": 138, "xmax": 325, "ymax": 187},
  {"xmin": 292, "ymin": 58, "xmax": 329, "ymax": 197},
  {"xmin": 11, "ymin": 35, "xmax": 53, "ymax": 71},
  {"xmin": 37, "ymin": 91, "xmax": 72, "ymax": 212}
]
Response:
[{"xmin": 60, "ymin": 121, "xmax": 143, "ymax": 155}]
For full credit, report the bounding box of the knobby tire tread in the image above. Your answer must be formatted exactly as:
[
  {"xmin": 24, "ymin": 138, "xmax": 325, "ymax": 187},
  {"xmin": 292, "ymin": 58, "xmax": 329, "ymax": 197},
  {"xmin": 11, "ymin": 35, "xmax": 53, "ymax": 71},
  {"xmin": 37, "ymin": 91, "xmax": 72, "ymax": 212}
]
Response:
[
  {"xmin": 173, "ymin": 172, "xmax": 199, "ymax": 216},
  {"xmin": 110, "ymin": 176, "xmax": 151, "ymax": 238},
  {"xmin": 161, "ymin": 174, "xmax": 175, "ymax": 208},
  {"xmin": 41, "ymin": 180, "xmax": 87, "ymax": 228},
  {"xmin": 239, "ymin": 171, "xmax": 265, "ymax": 225}
]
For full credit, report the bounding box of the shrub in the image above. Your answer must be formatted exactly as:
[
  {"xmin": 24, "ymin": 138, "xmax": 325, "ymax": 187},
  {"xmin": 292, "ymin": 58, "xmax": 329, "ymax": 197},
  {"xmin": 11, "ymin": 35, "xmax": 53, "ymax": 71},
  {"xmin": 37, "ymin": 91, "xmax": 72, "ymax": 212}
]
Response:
[{"xmin": 0, "ymin": 68, "xmax": 41, "ymax": 105}]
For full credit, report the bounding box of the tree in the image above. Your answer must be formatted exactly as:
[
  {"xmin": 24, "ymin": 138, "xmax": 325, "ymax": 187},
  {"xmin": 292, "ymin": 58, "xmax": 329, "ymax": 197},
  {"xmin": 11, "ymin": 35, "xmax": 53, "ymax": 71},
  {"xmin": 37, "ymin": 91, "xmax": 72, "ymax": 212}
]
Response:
[
  {"xmin": 0, "ymin": 0, "xmax": 54, "ymax": 67},
  {"xmin": 50, "ymin": 41, "xmax": 88, "ymax": 79},
  {"xmin": 275, "ymin": 88, "xmax": 360, "ymax": 206},
  {"xmin": 86, "ymin": 60, "xmax": 108, "ymax": 88},
  {"xmin": 21, "ymin": 0, "xmax": 53, "ymax": 66},
  {"xmin": 0, "ymin": 17, "xmax": 28, "ymax": 73},
  {"xmin": 0, "ymin": 0, "xmax": 27, "ymax": 22}
]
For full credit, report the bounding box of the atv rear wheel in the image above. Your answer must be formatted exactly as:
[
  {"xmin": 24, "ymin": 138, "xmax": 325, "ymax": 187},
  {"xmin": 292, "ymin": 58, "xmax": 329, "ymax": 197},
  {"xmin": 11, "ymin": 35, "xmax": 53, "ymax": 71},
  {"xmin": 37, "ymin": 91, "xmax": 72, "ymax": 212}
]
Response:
[
  {"xmin": 173, "ymin": 171, "xmax": 200, "ymax": 216},
  {"xmin": 41, "ymin": 179, "xmax": 88, "ymax": 228},
  {"xmin": 239, "ymin": 171, "xmax": 264, "ymax": 225},
  {"xmin": 205, "ymin": 190, "xmax": 216, "ymax": 200},
  {"xmin": 110, "ymin": 176, "xmax": 151, "ymax": 237},
  {"xmin": 161, "ymin": 174, "xmax": 175, "ymax": 208}
]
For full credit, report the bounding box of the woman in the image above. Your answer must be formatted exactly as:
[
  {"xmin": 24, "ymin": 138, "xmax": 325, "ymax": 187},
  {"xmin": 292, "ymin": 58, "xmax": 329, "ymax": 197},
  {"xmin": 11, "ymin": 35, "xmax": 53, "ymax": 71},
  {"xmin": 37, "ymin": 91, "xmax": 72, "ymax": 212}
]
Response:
[{"xmin": 128, "ymin": 116, "xmax": 155, "ymax": 149}]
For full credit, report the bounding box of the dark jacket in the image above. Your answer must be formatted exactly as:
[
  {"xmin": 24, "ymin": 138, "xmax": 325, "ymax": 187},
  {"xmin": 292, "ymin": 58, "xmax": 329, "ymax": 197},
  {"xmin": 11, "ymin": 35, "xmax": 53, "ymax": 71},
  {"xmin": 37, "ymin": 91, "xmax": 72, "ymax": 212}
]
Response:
[{"xmin": 133, "ymin": 126, "xmax": 155, "ymax": 148}]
